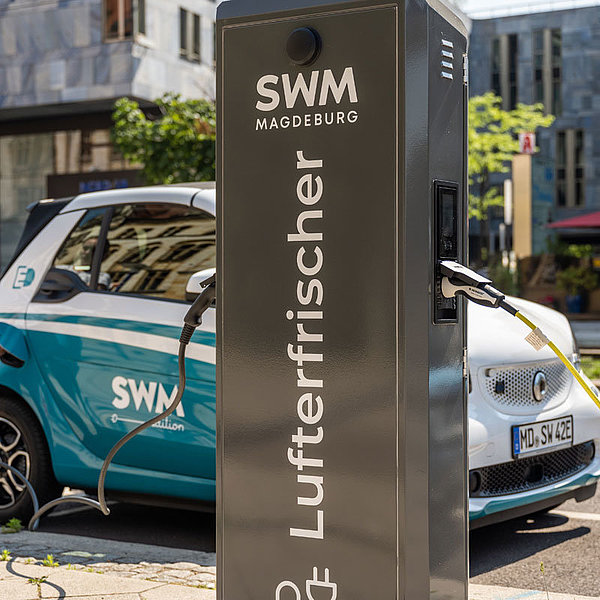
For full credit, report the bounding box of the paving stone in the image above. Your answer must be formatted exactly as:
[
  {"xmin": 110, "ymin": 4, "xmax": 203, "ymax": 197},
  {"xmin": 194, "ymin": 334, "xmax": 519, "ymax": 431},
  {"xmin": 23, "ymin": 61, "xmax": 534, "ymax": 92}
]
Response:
[
  {"xmin": 41, "ymin": 596, "xmax": 142, "ymax": 600},
  {"xmin": 0, "ymin": 580, "xmax": 39, "ymax": 600},
  {"xmin": 141, "ymin": 585, "xmax": 216, "ymax": 600},
  {"xmin": 1, "ymin": 531, "xmax": 216, "ymax": 588}
]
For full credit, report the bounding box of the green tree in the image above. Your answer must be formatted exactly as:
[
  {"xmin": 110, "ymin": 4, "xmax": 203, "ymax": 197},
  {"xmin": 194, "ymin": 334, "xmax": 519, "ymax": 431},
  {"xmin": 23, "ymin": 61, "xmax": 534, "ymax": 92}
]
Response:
[
  {"xmin": 469, "ymin": 92, "xmax": 554, "ymax": 261},
  {"xmin": 112, "ymin": 93, "xmax": 215, "ymax": 184}
]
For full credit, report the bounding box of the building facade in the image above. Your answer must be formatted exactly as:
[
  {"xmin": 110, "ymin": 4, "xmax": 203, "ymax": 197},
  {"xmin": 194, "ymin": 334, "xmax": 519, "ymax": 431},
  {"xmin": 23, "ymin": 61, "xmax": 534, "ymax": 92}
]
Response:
[
  {"xmin": 0, "ymin": 0, "xmax": 216, "ymax": 268},
  {"xmin": 469, "ymin": 4, "xmax": 600, "ymax": 257}
]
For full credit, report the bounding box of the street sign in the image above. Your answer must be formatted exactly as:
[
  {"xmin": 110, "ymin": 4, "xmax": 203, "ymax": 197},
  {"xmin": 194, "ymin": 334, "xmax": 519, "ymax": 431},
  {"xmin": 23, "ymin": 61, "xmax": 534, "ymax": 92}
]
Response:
[{"xmin": 519, "ymin": 132, "xmax": 537, "ymax": 155}]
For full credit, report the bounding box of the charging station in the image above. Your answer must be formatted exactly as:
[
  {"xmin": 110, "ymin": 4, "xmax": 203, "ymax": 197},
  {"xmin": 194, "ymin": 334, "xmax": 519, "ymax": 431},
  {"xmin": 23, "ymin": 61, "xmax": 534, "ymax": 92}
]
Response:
[{"xmin": 216, "ymin": 1, "xmax": 469, "ymax": 598}]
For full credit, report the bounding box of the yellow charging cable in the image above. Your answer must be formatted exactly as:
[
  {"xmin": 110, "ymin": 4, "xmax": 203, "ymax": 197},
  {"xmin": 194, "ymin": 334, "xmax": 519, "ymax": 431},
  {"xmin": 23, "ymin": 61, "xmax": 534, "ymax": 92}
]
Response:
[{"xmin": 514, "ymin": 310, "xmax": 600, "ymax": 412}]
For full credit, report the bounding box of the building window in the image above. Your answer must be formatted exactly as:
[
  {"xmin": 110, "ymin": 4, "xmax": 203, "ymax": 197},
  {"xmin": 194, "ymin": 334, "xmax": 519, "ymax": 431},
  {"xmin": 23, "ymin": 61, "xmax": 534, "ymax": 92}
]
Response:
[
  {"xmin": 136, "ymin": 0, "xmax": 146, "ymax": 36},
  {"xmin": 490, "ymin": 34, "xmax": 518, "ymax": 110},
  {"xmin": 533, "ymin": 28, "xmax": 561, "ymax": 116},
  {"xmin": 556, "ymin": 129, "xmax": 584, "ymax": 207},
  {"xmin": 180, "ymin": 7, "xmax": 202, "ymax": 63},
  {"xmin": 104, "ymin": 0, "xmax": 145, "ymax": 41}
]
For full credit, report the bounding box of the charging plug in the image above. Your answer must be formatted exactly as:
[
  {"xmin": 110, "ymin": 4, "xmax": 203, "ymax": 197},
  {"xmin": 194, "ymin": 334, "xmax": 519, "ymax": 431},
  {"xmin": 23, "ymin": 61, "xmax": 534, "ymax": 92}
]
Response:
[
  {"xmin": 440, "ymin": 260, "xmax": 505, "ymax": 309},
  {"xmin": 306, "ymin": 567, "xmax": 337, "ymax": 600},
  {"xmin": 180, "ymin": 274, "xmax": 216, "ymax": 345}
]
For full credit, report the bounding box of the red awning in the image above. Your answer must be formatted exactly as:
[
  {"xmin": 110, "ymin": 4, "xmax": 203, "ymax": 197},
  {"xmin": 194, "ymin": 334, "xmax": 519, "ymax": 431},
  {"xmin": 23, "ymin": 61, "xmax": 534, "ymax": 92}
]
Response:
[{"xmin": 547, "ymin": 211, "xmax": 600, "ymax": 229}]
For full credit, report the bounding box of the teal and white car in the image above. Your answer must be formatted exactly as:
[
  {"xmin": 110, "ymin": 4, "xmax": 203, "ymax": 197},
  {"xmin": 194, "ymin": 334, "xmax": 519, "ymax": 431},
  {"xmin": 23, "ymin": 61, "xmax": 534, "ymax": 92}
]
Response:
[
  {"xmin": 0, "ymin": 185, "xmax": 217, "ymax": 521},
  {"xmin": 0, "ymin": 183, "xmax": 598, "ymax": 526}
]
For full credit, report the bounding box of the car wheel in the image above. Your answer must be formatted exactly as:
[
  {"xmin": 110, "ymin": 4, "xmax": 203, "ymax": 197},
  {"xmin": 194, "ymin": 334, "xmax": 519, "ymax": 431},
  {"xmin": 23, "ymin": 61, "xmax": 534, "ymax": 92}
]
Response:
[{"xmin": 0, "ymin": 395, "xmax": 61, "ymax": 524}]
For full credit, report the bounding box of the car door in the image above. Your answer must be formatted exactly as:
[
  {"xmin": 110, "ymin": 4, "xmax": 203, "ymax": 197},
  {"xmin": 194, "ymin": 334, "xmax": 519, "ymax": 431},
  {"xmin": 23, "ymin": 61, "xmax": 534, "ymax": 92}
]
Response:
[{"xmin": 26, "ymin": 198, "xmax": 217, "ymax": 486}]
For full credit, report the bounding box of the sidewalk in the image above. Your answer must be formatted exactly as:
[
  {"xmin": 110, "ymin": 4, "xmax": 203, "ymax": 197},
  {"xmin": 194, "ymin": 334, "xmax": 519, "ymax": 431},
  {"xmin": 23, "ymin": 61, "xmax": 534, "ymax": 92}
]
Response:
[
  {"xmin": 0, "ymin": 530, "xmax": 215, "ymax": 599},
  {"xmin": 0, "ymin": 530, "xmax": 596, "ymax": 599}
]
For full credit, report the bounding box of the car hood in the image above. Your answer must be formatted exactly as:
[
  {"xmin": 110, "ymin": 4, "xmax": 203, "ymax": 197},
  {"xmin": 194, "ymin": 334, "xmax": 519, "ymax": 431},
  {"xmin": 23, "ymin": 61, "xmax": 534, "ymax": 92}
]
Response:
[{"xmin": 468, "ymin": 296, "xmax": 575, "ymax": 369}]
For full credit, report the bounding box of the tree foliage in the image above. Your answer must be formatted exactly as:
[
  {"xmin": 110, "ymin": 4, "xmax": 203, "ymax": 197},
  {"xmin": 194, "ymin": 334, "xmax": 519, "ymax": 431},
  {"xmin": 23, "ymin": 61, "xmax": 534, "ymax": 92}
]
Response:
[
  {"xmin": 111, "ymin": 94, "xmax": 216, "ymax": 185},
  {"xmin": 469, "ymin": 92, "xmax": 555, "ymax": 221}
]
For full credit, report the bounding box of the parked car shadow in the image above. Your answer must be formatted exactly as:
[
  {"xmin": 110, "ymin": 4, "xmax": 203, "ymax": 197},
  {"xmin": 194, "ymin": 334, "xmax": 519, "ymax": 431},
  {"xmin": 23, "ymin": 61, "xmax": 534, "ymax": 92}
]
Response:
[
  {"xmin": 470, "ymin": 512, "xmax": 590, "ymax": 577},
  {"xmin": 39, "ymin": 501, "xmax": 216, "ymax": 553}
]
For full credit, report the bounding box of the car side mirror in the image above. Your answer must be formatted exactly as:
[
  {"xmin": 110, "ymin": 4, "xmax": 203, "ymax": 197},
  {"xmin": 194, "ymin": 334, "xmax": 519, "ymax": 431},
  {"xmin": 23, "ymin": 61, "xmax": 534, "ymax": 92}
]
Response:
[
  {"xmin": 186, "ymin": 268, "xmax": 216, "ymax": 302},
  {"xmin": 34, "ymin": 268, "xmax": 89, "ymax": 303}
]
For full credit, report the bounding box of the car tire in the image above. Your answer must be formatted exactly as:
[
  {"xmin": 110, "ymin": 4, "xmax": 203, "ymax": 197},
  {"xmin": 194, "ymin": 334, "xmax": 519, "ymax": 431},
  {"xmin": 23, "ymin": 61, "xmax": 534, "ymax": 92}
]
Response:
[{"xmin": 0, "ymin": 395, "xmax": 62, "ymax": 524}]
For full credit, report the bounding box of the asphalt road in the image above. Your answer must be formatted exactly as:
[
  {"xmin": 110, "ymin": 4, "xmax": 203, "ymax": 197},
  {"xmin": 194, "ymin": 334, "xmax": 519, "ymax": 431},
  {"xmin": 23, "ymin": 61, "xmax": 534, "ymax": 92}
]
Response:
[
  {"xmin": 470, "ymin": 491, "xmax": 600, "ymax": 596},
  {"xmin": 32, "ymin": 488, "xmax": 600, "ymax": 596}
]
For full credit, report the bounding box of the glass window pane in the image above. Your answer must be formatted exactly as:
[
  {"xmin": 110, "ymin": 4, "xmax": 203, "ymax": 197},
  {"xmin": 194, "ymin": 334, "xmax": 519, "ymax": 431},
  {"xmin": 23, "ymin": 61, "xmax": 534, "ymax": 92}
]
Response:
[
  {"xmin": 576, "ymin": 130, "xmax": 584, "ymax": 161},
  {"xmin": 101, "ymin": 203, "xmax": 216, "ymax": 302},
  {"xmin": 137, "ymin": 0, "xmax": 146, "ymax": 35},
  {"xmin": 193, "ymin": 14, "xmax": 201, "ymax": 59},
  {"xmin": 180, "ymin": 8, "xmax": 187, "ymax": 53},
  {"xmin": 553, "ymin": 81, "xmax": 562, "ymax": 115},
  {"xmin": 52, "ymin": 209, "xmax": 107, "ymax": 289},
  {"xmin": 533, "ymin": 30, "xmax": 543, "ymax": 51},
  {"xmin": 552, "ymin": 29, "xmax": 561, "ymax": 56},
  {"xmin": 510, "ymin": 85, "xmax": 517, "ymax": 110},
  {"xmin": 104, "ymin": 0, "xmax": 119, "ymax": 39},
  {"xmin": 576, "ymin": 181, "xmax": 584, "ymax": 205},
  {"xmin": 123, "ymin": 0, "xmax": 133, "ymax": 37},
  {"xmin": 556, "ymin": 132, "xmax": 565, "ymax": 165},
  {"xmin": 491, "ymin": 38, "xmax": 500, "ymax": 79},
  {"xmin": 534, "ymin": 82, "xmax": 543, "ymax": 103},
  {"xmin": 556, "ymin": 182, "xmax": 566, "ymax": 206}
]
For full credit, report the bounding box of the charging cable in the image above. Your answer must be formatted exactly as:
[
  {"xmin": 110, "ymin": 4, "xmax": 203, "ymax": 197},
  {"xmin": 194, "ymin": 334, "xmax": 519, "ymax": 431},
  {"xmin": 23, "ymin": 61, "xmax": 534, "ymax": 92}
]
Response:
[
  {"xmin": 25, "ymin": 274, "xmax": 216, "ymax": 531},
  {"xmin": 440, "ymin": 260, "xmax": 600, "ymax": 411}
]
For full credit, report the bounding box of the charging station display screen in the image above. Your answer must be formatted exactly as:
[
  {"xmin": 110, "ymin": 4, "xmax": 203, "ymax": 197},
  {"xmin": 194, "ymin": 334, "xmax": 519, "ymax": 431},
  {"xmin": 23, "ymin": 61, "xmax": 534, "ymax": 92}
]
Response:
[{"xmin": 440, "ymin": 188, "xmax": 457, "ymax": 259}]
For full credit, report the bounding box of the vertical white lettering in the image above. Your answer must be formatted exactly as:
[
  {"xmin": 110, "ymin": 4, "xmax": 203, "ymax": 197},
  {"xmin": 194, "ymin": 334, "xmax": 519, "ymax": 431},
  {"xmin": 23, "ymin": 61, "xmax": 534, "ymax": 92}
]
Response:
[
  {"xmin": 296, "ymin": 150, "xmax": 324, "ymax": 170},
  {"xmin": 290, "ymin": 510, "xmax": 324, "ymax": 539},
  {"xmin": 297, "ymin": 475, "xmax": 324, "ymax": 506},
  {"xmin": 287, "ymin": 210, "xmax": 323, "ymax": 243},
  {"xmin": 296, "ymin": 174, "xmax": 323, "ymax": 206},
  {"xmin": 297, "ymin": 247, "xmax": 323, "ymax": 277}
]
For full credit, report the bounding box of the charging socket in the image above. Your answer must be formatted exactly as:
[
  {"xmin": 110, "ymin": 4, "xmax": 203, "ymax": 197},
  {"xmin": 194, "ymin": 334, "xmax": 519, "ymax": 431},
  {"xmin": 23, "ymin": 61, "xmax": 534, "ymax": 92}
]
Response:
[{"xmin": 434, "ymin": 181, "xmax": 459, "ymax": 323}]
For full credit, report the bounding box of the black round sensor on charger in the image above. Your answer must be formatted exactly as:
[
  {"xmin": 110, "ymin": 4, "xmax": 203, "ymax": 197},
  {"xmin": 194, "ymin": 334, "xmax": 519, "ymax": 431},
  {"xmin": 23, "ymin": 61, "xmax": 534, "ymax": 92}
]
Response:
[{"xmin": 286, "ymin": 27, "xmax": 321, "ymax": 66}]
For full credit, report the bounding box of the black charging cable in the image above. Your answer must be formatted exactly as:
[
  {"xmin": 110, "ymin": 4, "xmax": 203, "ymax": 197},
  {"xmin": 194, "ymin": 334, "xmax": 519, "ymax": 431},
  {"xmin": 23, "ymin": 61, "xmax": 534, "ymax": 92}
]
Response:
[{"xmin": 25, "ymin": 275, "xmax": 216, "ymax": 531}]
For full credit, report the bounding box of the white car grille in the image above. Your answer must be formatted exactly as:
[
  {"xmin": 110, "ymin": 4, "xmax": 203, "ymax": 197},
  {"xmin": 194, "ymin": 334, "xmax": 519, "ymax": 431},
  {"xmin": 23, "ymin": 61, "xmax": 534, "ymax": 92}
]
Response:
[{"xmin": 479, "ymin": 359, "xmax": 571, "ymax": 414}]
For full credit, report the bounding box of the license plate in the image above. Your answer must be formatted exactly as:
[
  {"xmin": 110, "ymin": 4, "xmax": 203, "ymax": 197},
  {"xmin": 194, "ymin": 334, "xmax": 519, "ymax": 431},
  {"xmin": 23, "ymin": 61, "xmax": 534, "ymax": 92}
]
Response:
[{"xmin": 512, "ymin": 416, "xmax": 573, "ymax": 458}]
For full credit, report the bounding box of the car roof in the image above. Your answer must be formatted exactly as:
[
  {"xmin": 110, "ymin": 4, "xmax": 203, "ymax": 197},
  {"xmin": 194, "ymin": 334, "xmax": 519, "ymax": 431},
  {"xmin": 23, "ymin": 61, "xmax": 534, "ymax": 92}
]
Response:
[{"xmin": 59, "ymin": 184, "xmax": 216, "ymax": 215}]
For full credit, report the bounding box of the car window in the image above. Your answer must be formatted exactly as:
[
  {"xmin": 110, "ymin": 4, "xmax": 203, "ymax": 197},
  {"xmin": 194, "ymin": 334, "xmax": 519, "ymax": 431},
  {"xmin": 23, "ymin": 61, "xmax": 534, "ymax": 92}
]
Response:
[
  {"xmin": 100, "ymin": 203, "xmax": 216, "ymax": 302},
  {"xmin": 51, "ymin": 208, "xmax": 108, "ymax": 289}
]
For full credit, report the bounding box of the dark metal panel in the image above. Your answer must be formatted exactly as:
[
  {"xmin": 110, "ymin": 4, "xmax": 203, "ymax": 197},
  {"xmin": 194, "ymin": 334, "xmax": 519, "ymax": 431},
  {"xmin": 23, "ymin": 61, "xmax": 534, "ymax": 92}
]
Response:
[
  {"xmin": 427, "ymin": 6, "xmax": 468, "ymax": 600},
  {"xmin": 218, "ymin": 5, "xmax": 399, "ymax": 599},
  {"xmin": 217, "ymin": 1, "xmax": 468, "ymax": 599}
]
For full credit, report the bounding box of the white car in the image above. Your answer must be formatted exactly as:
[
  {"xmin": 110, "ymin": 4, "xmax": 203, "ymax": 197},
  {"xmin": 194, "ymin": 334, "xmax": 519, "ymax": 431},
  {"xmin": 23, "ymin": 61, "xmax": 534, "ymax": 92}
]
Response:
[
  {"xmin": 468, "ymin": 298, "xmax": 600, "ymax": 527},
  {"xmin": 0, "ymin": 183, "xmax": 598, "ymax": 526}
]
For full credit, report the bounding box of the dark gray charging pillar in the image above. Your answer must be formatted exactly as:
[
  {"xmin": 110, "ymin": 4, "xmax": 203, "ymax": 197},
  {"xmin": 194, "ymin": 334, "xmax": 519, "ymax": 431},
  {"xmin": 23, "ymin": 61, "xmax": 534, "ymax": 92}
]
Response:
[{"xmin": 216, "ymin": 1, "xmax": 469, "ymax": 598}]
